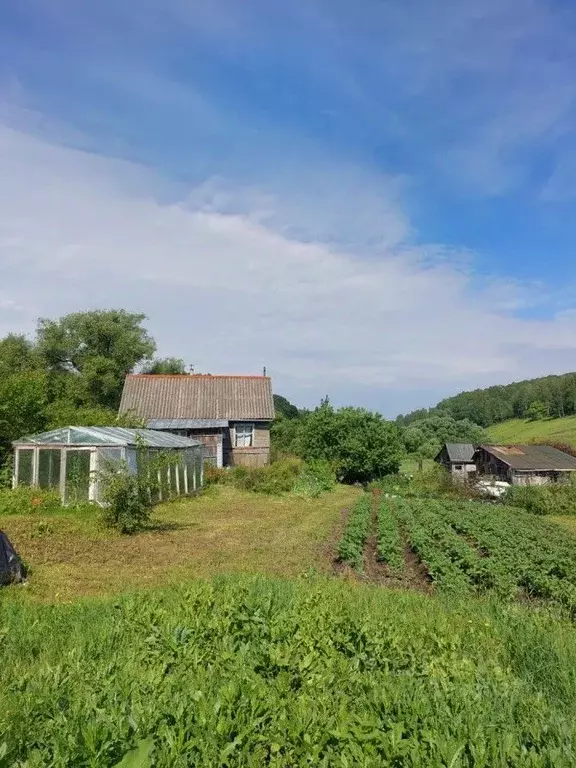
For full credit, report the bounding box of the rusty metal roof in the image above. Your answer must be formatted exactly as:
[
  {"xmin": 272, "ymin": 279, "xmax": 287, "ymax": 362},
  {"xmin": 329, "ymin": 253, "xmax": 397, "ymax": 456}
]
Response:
[
  {"xmin": 120, "ymin": 375, "xmax": 275, "ymax": 421},
  {"xmin": 477, "ymin": 444, "xmax": 576, "ymax": 471}
]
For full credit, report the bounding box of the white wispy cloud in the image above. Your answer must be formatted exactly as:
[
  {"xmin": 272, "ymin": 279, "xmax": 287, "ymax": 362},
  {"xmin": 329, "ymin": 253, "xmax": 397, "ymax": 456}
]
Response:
[{"xmin": 1, "ymin": 115, "xmax": 576, "ymax": 413}]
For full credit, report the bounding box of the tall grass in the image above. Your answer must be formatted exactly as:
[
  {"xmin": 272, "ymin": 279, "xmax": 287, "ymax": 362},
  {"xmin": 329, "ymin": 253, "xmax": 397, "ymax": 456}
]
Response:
[{"xmin": 2, "ymin": 576, "xmax": 576, "ymax": 766}]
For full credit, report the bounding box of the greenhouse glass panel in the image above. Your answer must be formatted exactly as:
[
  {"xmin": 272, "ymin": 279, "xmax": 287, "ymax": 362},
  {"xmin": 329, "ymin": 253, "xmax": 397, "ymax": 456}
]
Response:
[
  {"xmin": 38, "ymin": 449, "xmax": 62, "ymax": 490},
  {"xmin": 195, "ymin": 451, "xmax": 202, "ymax": 491},
  {"xmin": 177, "ymin": 453, "xmax": 186, "ymax": 494},
  {"xmin": 65, "ymin": 450, "xmax": 91, "ymax": 503},
  {"xmin": 17, "ymin": 449, "xmax": 34, "ymax": 486},
  {"xmin": 185, "ymin": 450, "xmax": 195, "ymax": 491}
]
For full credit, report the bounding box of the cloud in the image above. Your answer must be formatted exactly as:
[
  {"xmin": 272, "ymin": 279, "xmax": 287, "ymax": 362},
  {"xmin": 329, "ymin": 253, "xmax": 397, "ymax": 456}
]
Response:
[{"xmin": 2, "ymin": 116, "xmax": 576, "ymax": 415}]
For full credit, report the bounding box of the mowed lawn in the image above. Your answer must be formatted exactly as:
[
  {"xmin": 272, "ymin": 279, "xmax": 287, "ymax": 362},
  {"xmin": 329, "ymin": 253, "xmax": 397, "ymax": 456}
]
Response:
[
  {"xmin": 487, "ymin": 415, "xmax": 576, "ymax": 446},
  {"xmin": 1, "ymin": 485, "xmax": 359, "ymax": 602}
]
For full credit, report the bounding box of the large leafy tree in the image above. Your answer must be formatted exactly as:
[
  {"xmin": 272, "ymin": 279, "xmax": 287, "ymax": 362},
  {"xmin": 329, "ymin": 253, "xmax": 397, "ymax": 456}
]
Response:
[
  {"xmin": 298, "ymin": 400, "xmax": 403, "ymax": 483},
  {"xmin": 0, "ymin": 334, "xmax": 40, "ymax": 378},
  {"xmin": 142, "ymin": 357, "xmax": 187, "ymax": 374},
  {"xmin": 36, "ymin": 310, "xmax": 156, "ymax": 409}
]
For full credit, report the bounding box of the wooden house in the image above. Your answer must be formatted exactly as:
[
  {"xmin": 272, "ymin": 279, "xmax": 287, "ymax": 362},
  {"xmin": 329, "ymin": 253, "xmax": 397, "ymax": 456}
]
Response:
[
  {"xmin": 435, "ymin": 443, "xmax": 477, "ymax": 480},
  {"xmin": 474, "ymin": 444, "xmax": 576, "ymax": 485},
  {"xmin": 119, "ymin": 374, "xmax": 275, "ymax": 468}
]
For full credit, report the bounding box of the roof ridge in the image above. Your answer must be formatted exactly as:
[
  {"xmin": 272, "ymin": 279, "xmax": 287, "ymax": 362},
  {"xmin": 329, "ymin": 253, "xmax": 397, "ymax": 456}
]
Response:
[{"xmin": 128, "ymin": 374, "xmax": 270, "ymax": 379}]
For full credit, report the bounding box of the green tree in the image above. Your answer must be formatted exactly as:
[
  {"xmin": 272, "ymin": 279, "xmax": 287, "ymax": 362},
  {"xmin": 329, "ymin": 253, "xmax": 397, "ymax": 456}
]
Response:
[
  {"xmin": 298, "ymin": 400, "xmax": 403, "ymax": 484},
  {"xmin": 0, "ymin": 372, "xmax": 48, "ymax": 457},
  {"xmin": 0, "ymin": 334, "xmax": 40, "ymax": 378},
  {"xmin": 142, "ymin": 357, "xmax": 187, "ymax": 374},
  {"xmin": 36, "ymin": 310, "xmax": 156, "ymax": 409},
  {"xmin": 526, "ymin": 400, "xmax": 548, "ymax": 421},
  {"xmin": 273, "ymin": 394, "xmax": 300, "ymax": 420}
]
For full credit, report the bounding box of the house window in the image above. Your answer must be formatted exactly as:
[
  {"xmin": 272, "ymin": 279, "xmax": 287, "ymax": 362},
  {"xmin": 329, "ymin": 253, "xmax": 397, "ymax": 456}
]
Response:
[{"xmin": 235, "ymin": 423, "xmax": 254, "ymax": 448}]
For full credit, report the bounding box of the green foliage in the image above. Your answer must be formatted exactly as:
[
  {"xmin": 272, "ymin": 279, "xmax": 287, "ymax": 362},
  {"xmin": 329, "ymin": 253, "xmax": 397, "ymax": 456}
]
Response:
[
  {"xmin": 205, "ymin": 459, "xmax": 336, "ymax": 497},
  {"xmin": 113, "ymin": 739, "xmax": 153, "ymax": 768},
  {"xmin": 387, "ymin": 496, "xmax": 576, "ymax": 611},
  {"xmin": 0, "ymin": 371, "xmax": 48, "ymax": 458},
  {"xmin": 376, "ymin": 496, "xmax": 404, "ymax": 572},
  {"xmin": 270, "ymin": 413, "xmax": 302, "ymax": 458},
  {"xmin": 273, "ymin": 394, "xmax": 300, "ymax": 420},
  {"xmin": 403, "ymin": 415, "xmax": 488, "ymax": 458},
  {"xmin": 37, "ymin": 309, "xmax": 156, "ymax": 409},
  {"xmin": 526, "ymin": 400, "xmax": 549, "ymax": 421},
  {"xmin": 400, "ymin": 371, "xmax": 576, "ymax": 428},
  {"xmin": 142, "ymin": 358, "xmax": 187, "ymax": 374},
  {"xmin": 45, "ymin": 400, "xmax": 145, "ymax": 430},
  {"xmin": 99, "ymin": 449, "xmax": 174, "ymax": 534},
  {"xmin": 292, "ymin": 460, "xmax": 336, "ymax": 498},
  {"xmin": 337, "ymin": 494, "xmax": 372, "ymax": 570},
  {"xmin": 503, "ymin": 482, "xmax": 576, "ymax": 516},
  {"xmin": 0, "ymin": 334, "xmax": 40, "ymax": 378},
  {"xmin": 299, "ymin": 400, "xmax": 403, "ymax": 484},
  {"xmin": 5, "ymin": 576, "xmax": 576, "ymax": 765},
  {"xmin": 0, "ymin": 486, "xmax": 62, "ymax": 516},
  {"xmin": 373, "ymin": 464, "xmax": 476, "ymax": 501}
]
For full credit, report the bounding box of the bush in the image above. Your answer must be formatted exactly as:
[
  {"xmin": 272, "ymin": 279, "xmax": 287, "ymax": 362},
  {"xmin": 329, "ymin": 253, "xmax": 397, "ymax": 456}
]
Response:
[
  {"xmin": 99, "ymin": 463, "xmax": 152, "ymax": 534},
  {"xmin": 293, "ymin": 460, "xmax": 336, "ymax": 498},
  {"xmin": 205, "ymin": 458, "xmax": 335, "ymax": 497},
  {"xmin": 503, "ymin": 483, "xmax": 576, "ymax": 516},
  {"xmin": 0, "ymin": 486, "xmax": 62, "ymax": 516}
]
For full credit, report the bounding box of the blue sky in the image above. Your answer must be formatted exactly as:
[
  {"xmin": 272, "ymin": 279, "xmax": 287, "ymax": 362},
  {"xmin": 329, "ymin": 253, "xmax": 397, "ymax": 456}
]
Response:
[{"xmin": 1, "ymin": 0, "xmax": 576, "ymax": 415}]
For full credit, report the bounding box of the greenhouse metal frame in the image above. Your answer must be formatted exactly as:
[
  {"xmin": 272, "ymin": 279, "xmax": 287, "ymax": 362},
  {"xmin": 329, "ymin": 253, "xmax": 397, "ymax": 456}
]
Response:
[{"xmin": 12, "ymin": 426, "xmax": 204, "ymax": 505}]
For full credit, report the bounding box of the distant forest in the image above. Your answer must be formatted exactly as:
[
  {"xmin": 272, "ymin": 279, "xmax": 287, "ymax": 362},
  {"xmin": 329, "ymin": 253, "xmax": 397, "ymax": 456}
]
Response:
[{"xmin": 397, "ymin": 372, "xmax": 576, "ymax": 428}]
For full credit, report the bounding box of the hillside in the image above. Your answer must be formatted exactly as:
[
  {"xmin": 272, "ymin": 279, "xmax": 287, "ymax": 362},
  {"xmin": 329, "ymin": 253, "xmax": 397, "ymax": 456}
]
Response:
[
  {"xmin": 487, "ymin": 415, "xmax": 576, "ymax": 447},
  {"xmin": 398, "ymin": 371, "xmax": 576, "ymax": 428}
]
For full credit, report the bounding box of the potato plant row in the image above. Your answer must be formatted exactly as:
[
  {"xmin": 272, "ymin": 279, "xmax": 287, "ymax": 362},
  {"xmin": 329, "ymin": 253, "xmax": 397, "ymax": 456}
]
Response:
[
  {"xmin": 435, "ymin": 501, "xmax": 576, "ymax": 614},
  {"xmin": 337, "ymin": 494, "xmax": 372, "ymax": 570},
  {"xmin": 376, "ymin": 499, "xmax": 404, "ymax": 573},
  {"xmin": 391, "ymin": 499, "xmax": 478, "ymax": 594}
]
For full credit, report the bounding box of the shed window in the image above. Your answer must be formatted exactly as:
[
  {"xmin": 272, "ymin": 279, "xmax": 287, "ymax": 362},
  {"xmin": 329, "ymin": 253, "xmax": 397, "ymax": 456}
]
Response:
[
  {"xmin": 235, "ymin": 423, "xmax": 254, "ymax": 448},
  {"xmin": 454, "ymin": 464, "xmax": 463, "ymax": 471}
]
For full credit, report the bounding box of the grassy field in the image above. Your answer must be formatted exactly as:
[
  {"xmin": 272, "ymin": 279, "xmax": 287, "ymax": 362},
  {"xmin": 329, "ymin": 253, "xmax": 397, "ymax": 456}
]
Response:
[
  {"xmin": 4, "ymin": 574, "xmax": 576, "ymax": 766},
  {"xmin": 399, "ymin": 456, "xmax": 434, "ymax": 473},
  {"xmin": 1, "ymin": 485, "xmax": 358, "ymax": 602},
  {"xmin": 487, "ymin": 415, "xmax": 576, "ymax": 446},
  {"xmin": 6, "ymin": 485, "xmax": 576, "ymax": 765}
]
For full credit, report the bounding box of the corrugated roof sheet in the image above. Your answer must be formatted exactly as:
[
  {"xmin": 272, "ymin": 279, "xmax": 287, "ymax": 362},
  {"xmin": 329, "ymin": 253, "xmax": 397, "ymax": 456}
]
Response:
[
  {"xmin": 477, "ymin": 444, "xmax": 576, "ymax": 471},
  {"xmin": 445, "ymin": 443, "xmax": 476, "ymax": 463},
  {"xmin": 147, "ymin": 419, "xmax": 229, "ymax": 429},
  {"xmin": 13, "ymin": 426, "xmax": 201, "ymax": 449},
  {"xmin": 120, "ymin": 375, "xmax": 275, "ymax": 421}
]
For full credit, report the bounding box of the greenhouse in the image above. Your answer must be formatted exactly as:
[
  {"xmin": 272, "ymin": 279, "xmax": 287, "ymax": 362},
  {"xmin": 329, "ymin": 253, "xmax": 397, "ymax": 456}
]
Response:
[{"xmin": 12, "ymin": 427, "xmax": 204, "ymax": 505}]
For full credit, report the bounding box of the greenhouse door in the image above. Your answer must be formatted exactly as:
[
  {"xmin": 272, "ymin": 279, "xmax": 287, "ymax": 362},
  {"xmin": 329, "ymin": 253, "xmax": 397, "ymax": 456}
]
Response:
[{"xmin": 64, "ymin": 449, "xmax": 97, "ymax": 504}]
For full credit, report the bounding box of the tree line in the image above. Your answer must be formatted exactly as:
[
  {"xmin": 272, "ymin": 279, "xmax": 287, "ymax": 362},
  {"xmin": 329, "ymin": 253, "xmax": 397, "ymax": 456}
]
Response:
[{"xmin": 397, "ymin": 372, "xmax": 576, "ymax": 429}]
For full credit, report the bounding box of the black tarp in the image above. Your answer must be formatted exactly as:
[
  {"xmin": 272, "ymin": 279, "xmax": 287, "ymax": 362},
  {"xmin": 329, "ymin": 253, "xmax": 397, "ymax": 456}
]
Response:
[{"xmin": 0, "ymin": 531, "xmax": 26, "ymax": 585}]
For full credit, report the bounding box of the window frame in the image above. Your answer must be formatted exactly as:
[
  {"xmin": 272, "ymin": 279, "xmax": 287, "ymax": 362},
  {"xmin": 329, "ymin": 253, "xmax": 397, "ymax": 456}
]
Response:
[{"xmin": 234, "ymin": 423, "xmax": 255, "ymax": 448}]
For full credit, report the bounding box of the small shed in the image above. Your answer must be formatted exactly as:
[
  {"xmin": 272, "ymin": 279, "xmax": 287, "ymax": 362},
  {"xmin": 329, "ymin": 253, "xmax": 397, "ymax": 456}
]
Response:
[
  {"xmin": 435, "ymin": 443, "xmax": 477, "ymax": 479},
  {"xmin": 474, "ymin": 444, "xmax": 576, "ymax": 486},
  {"xmin": 12, "ymin": 426, "xmax": 204, "ymax": 505}
]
